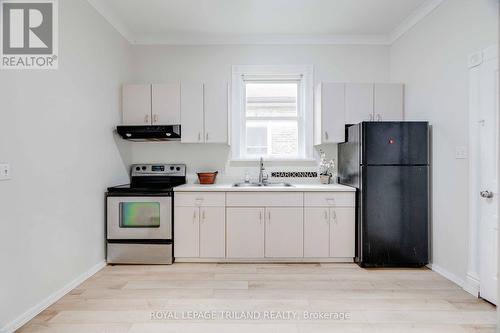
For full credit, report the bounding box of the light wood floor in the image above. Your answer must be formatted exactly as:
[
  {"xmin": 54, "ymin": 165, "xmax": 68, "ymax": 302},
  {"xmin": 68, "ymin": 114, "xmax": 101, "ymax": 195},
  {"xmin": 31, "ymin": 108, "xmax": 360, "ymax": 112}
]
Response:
[{"xmin": 18, "ymin": 263, "xmax": 496, "ymax": 333}]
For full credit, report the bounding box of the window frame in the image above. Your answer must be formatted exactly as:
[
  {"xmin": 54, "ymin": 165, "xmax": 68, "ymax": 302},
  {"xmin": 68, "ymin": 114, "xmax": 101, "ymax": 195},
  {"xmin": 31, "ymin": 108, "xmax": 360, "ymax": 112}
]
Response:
[{"xmin": 231, "ymin": 65, "xmax": 314, "ymax": 161}]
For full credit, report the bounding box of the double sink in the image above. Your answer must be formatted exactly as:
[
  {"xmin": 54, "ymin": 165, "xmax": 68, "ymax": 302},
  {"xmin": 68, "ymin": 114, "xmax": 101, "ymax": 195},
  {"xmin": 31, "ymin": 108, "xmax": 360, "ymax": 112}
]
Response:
[{"xmin": 233, "ymin": 182, "xmax": 293, "ymax": 188}]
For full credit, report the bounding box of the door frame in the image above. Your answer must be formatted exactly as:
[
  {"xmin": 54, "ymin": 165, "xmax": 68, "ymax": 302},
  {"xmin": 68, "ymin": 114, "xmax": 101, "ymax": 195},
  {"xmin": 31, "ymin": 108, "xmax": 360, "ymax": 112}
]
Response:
[{"xmin": 466, "ymin": 44, "xmax": 499, "ymax": 298}]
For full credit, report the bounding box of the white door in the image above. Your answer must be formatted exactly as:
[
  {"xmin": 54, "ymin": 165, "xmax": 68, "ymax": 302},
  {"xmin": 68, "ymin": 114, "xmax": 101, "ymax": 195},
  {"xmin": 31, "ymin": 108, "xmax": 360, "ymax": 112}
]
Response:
[
  {"xmin": 477, "ymin": 47, "xmax": 499, "ymax": 304},
  {"xmin": 174, "ymin": 207, "xmax": 199, "ymax": 257},
  {"xmin": 199, "ymin": 207, "xmax": 225, "ymax": 258},
  {"xmin": 374, "ymin": 83, "xmax": 404, "ymax": 121},
  {"xmin": 204, "ymin": 82, "xmax": 228, "ymax": 143},
  {"xmin": 304, "ymin": 208, "xmax": 330, "ymax": 258},
  {"xmin": 226, "ymin": 208, "xmax": 265, "ymax": 258},
  {"xmin": 329, "ymin": 207, "xmax": 355, "ymax": 258},
  {"xmin": 181, "ymin": 82, "xmax": 204, "ymax": 143},
  {"xmin": 265, "ymin": 207, "xmax": 303, "ymax": 258},
  {"xmin": 152, "ymin": 83, "xmax": 181, "ymax": 125},
  {"xmin": 320, "ymin": 83, "xmax": 345, "ymax": 144},
  {"xmin": 345, "ymin": 83, "xmax": 374, "ymax": 124},
  {"xmin": 122, "ymin": 84, "xmax": 151, "ymax": 125}
]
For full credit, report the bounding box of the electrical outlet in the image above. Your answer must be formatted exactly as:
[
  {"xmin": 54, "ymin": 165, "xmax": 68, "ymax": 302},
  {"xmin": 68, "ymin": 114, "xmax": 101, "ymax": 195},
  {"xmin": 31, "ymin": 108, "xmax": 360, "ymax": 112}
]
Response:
[
  {"xmin": 0, "ymin": 164, "xmax": 11, "ymax": 180},
  {"xmin": 455, "ymin": 146, "xmax": 468, "ymax": 159}
]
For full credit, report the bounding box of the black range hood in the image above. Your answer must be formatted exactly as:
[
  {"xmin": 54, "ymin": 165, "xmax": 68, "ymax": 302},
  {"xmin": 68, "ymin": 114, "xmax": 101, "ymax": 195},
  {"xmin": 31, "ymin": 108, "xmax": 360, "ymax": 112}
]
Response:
[{"xmin": 116, "ymin": 125, "xmax": 181, "ymax": 141}]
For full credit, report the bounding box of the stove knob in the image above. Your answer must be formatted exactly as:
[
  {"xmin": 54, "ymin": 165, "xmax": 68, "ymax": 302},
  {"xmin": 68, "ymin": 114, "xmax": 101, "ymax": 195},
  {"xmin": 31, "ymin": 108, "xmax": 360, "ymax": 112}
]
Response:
[
  {"xmin": 142, "ymin": 166, "xmax": 146, "ymax": 170},
  {"xmin": 170, "ymin": 166, "xmax": 175, "ymax": 171},
  {"xmin": 135, "ymin": 166, "xmax": 140, "ymax": 171},
  {"xmin": 176, "ymin": 167, "xmax": 181, "ymax": 171}
]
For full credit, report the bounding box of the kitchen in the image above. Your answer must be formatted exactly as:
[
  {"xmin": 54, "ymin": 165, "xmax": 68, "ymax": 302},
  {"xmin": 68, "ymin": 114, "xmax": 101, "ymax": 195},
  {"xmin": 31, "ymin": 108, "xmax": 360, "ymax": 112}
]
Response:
[{"xmin": 0, "ymin": 0, "xmax": 498, "ymax": 332}]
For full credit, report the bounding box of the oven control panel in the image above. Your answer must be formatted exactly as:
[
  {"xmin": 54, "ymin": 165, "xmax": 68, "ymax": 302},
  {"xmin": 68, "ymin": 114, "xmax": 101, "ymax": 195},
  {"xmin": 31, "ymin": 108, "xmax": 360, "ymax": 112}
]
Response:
[{"xmin": 131, "ymin": 164, "xmax": 186, "ymax": 177}]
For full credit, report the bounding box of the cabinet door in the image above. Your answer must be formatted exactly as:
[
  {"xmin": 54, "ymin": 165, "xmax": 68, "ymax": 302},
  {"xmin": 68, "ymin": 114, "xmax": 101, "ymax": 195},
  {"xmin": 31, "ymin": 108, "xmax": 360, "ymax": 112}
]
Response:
[
  {"xmin": 122, "ymin": 84, "xmax": 151, "ymax": 125},
  {"xmin": 204, "ymin": 82, "xmax": 228, "ymax": 143},
  {"xmin": 199, "ymin": 207, "xmax": 225, "ymax": 258},
  {"xmin": 317, "ymin": 83, "xmax": 345, "ymax": 144},
  {"xmin": 226, "ymin": 208, "xmax": 264, "ymax": 258},
  {"xmin": 329, "ymin": 207, "xmax": 355, "ymax": 258},
  {"xmin": 304, "ymin": 208, "xmax": 330, "ymax": 258},
  {"xmin": 345, "ymin": 83, "xmax": 374, "ymax": 124},
  {"xmin": 265, "ymin": 207, "xmax": 303, "ymax": 258},
  {"xmin": 174, "ymin": 207, "xmax": 199, "ymax": 257},
  {"xmin": 181, "ymin": 82, "xmax": 204, "ymax": 143},
  {"xmin": 374, "ymin": 83, "xmax": 404, "ymax": 121},
  {"xmin": 152, "ymin": 83, "xmax": 181, "ymax": 125}
]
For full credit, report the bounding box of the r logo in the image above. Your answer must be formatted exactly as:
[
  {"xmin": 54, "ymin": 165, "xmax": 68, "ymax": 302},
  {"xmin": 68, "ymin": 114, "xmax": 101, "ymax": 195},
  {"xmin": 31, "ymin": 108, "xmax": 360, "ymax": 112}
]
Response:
[{"xmin": 2, "ymin": 2, "xmax": 53, "ymax": 54}]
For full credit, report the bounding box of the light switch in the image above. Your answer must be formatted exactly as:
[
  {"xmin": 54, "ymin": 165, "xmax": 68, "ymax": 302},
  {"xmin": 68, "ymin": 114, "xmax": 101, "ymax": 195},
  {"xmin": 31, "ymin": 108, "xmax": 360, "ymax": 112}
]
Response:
[
  {"xmin": 0, "ymin": 164, "xmax": 11, "ymax": 180},
  {"xmin": 455, "ymin": 146, "xmax": 468, "ymax": 159}
]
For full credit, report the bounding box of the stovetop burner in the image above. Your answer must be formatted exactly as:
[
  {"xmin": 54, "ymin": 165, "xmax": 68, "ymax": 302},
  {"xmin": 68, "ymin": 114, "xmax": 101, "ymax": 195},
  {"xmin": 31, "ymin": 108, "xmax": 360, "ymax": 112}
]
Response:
[{"xmin": 106, "ymin": 164, "xmax": 186, "ymax": 196}]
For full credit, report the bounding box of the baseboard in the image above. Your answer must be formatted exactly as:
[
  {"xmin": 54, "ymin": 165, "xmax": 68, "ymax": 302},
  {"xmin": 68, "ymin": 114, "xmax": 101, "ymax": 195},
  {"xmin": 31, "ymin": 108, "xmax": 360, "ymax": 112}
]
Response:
[
  {"xmin": 427, "ymin": 263, "xmax": 468, "ymax": 289},
  {"xmin": 463, "ymin": 273, "xmax": 480, "ymax": 297},
  {"xmin": 1, "ymin": 261, "xmax": 106, "ymax": 333},
  {"xmin": 175, "ymin": 258, "xmax": 354, "ymax": 263}
]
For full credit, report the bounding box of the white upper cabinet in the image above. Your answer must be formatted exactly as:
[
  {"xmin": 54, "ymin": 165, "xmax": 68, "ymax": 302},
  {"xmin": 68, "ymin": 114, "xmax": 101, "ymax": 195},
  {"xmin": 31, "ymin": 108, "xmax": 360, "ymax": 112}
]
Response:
[
  {"xmin": 374, "ymin": 83, "xmax": 404, "ymax": 121},
  {"xmin": 181, "ymin": 82, "xmax": 205, "ymax": 143},
  {"xmin": 345, "ymin": 83, "xmax": 374, "ymax": 124},
  {"xmin": 204, "ymin": 82, "xmax": 229, "ymax": 143},
  {"xmin": 314, "ymin": 83, "xmax": 345, "ymax": 144},
  {"xmin": 122, "ymin": 84, "xmax": 151, "ymax": 125},
  {"xmin": 151, "ymin": 83, "xmax": 181, "ymax": 125}
]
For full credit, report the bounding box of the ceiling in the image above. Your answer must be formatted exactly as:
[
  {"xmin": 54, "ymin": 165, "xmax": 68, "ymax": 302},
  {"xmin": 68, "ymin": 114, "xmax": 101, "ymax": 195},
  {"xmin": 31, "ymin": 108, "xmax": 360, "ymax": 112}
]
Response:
[{"xmin": 87, "ymin": 0, "xmax": 444, "ymax": 45}]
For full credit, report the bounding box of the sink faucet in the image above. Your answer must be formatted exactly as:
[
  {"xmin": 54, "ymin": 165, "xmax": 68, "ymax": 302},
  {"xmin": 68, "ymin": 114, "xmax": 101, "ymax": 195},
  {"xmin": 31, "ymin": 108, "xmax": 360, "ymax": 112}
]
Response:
[{"xmin": 258, "ymin": 157, "xmax": 268, "ymax": 184}]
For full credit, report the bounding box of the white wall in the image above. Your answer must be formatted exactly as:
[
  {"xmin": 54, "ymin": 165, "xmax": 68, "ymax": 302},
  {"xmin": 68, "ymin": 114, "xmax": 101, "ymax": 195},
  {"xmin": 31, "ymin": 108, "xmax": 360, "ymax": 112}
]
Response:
[
  {"xmin": 390, "ymin": 0, "xmax": 498, "ymax": 283},
  {"xmin": 129, "ymin": 44, "xmax": 390, "ymax": 180},
  {"xmin": 0, "ymin": 0, "xmax": 131, "ymax": 330}
]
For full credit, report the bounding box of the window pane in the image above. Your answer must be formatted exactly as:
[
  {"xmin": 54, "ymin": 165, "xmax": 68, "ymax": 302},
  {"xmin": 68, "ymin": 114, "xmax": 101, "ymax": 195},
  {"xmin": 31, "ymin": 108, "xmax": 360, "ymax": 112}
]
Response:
[
  {"xmin": 246, "ymin": 83, "xmax": 297, "ymax": 117},
  {"xmin": 246, "ymin": 124, "xmax": 268, "ymax": 155},
  {"xmin": 270, "ymin": 121, "xmax": 298, "ymax": 157}
]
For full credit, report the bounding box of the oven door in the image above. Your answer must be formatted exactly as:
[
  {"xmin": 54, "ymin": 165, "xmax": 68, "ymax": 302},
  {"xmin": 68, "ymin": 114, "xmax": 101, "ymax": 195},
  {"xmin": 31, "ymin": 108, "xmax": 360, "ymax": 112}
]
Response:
[{"xmin": 107, "ymin": 196, "xmax": 172, "ymax": 240}]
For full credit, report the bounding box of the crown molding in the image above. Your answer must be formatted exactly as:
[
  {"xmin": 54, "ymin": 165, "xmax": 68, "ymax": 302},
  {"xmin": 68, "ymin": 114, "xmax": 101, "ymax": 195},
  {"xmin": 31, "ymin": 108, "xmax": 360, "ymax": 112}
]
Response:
[
  {"xmin": 389, "ymin": 0, "xmax": 444, "ymax": 44},
  {"xmin": 87, "ymin": 0, "xmax": 444, "ymax": 46},
  {"xmin": 132, "ymin": 33, "xmax": 391, "ymax": 46},
  {"xmin": 87, "ymin": 0, "xmax": 134, "ymax": 43}
]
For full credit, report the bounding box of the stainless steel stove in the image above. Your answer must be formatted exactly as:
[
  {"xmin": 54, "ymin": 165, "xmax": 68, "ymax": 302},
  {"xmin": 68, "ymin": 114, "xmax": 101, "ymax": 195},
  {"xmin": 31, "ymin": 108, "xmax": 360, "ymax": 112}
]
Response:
[{"xmin": 106, "ymin": 164, "xmax": 186, "ymax": 264}]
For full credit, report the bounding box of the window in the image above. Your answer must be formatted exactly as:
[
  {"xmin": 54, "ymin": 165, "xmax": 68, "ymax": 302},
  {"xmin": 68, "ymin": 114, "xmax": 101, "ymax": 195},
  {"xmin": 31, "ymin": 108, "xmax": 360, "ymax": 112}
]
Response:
[{"xmin": 231, "ymin": 65, "xmax": 313, "ymax": 160}]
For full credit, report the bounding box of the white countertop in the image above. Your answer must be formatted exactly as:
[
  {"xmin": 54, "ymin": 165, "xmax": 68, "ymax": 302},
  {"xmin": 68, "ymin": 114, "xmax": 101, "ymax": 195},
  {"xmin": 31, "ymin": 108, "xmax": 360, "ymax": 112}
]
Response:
[{"xmin": 174, "ymin": 183, "xmax": 355, "ymax": 192}]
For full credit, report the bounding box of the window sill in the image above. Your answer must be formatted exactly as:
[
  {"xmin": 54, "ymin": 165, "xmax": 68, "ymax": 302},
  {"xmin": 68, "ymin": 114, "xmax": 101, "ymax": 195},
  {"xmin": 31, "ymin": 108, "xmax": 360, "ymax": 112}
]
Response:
[{"xmin": 229, "ymin": 158, "xmax": 317, "ymax": 166}]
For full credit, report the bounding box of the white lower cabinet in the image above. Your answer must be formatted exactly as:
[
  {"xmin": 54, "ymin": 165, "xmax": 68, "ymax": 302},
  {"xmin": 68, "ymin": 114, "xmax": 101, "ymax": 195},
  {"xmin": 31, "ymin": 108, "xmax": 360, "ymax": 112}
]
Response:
[
  {"xmin": 265, "ymin": 207, "xmax": 303, "ymax": 258},
  {"xmin": 174, "ymin": 203, "xmax": 225, "ymax": 258},
  {"xmin": 304, "ymin": 207, "xmax": 356, "ymax": 258},
  {"xmin": 330, "ymin": 207, "xmax": 356, "ymax": 258},
  {"xmin": 199, "ymin": 207, "xmax": 225, "ymax": 258},
  {"xmin": 304, "ymin": 208, "xmax": 330, "ymax": 258},
  {"xmin": 174, "ymin": 207, "xmax": 200, "ymax": 257},
  {"xmin": 226, "ymin": 208, "xmax": 265, "ymax": 258},
  {"xmin": 175, "ymin": 191, "xmax": 355, "ymax": 261}
]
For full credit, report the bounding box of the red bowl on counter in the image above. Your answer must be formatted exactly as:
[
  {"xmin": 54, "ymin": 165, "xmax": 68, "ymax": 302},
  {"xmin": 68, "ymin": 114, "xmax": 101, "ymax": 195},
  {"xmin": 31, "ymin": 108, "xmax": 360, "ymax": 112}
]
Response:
[{"xmin": 197, "ymin": 171, "xmax": 218, "ymax": 185}]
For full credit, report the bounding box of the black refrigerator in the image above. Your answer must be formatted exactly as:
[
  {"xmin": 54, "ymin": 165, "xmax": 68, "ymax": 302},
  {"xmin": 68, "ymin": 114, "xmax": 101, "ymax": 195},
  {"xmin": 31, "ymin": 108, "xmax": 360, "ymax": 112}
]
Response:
[{"xmin": 338, "ymin": 122, "xmax": 429, "ymax": 268}]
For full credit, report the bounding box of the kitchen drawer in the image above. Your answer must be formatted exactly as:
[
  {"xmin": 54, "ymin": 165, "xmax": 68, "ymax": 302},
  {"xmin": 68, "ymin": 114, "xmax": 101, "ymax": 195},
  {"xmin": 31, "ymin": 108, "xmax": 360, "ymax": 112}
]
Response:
[
  {"xmin": 304, "ymin": 192, "xmax": 355, "ymax": 207},
  {"xmin": 226, "ymin": 192, "xmax": 303, "ymax": 207},
  {"xmin": 174, "ymin": 192, "xmax": 225, "ymax": 207}
]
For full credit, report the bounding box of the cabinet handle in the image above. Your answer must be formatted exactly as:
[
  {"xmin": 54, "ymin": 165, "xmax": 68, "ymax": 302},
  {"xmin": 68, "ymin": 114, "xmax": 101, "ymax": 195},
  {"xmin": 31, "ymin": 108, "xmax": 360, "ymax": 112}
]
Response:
[
  {"xmin": 198, "ymin": 132, "xmax": 201, "ymax": 142},
  {"xmin": 326, "ymin": 198, "xmax": 335, "ymax": 205},
  {"xmin": 324, "ymin": 209, "xmax": 328, "ymax": 220},
  {"xmin": 202, "ymin": 209, "xmax": 206, "ymax": 220},
  {"xmin": 268, "ymin": 211, "xmax": 271, "ymax": 221},
  {"xmin": 206, "ymin": 133, "xmax": 209, "ymax": 142},
  {"xmin": 332, "ymin": 209, "xmax": 338, "ymax": 224},
  {"xmin": 259, "ymin": 211, "xmax": 262, "ymax": 223},
  {"xmin": 145, "ymin": 114, "xmax": 150, "ymax": 124},
  {"xmin": 193, "ymin": 209, "xmax": 197, "ymax": 221},
  {"xmin": 325, "ymin": 131, "xmax": 329, "ymax": 141},
  {"xmin": 376, "ymin": 114, "xmax": 382, "ymax": 121},
  {"xmin": 153, "ymin": 114, "xmax": 158, "ymax": 123},
  {"xmin": 369, "ymin": 114, "xmax": 373, "ymax": 121}
]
